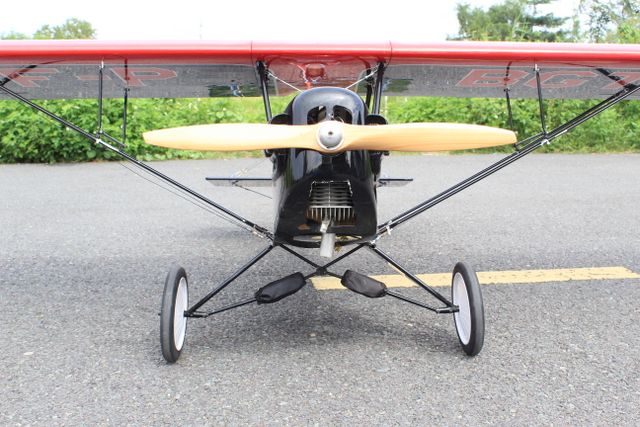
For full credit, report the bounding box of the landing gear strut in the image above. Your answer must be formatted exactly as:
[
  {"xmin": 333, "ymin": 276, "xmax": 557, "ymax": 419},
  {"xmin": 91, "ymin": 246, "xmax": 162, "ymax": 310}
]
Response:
[{"xmin": 160, "ymin": 243, "xmax": 485, "ymax": 363}]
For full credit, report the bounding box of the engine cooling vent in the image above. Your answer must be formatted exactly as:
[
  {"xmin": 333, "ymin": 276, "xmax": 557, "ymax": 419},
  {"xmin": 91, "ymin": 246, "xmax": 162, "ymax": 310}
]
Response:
[{"xmin": 306, "ymin": 180, "xmax": 355, "ymax": 225}]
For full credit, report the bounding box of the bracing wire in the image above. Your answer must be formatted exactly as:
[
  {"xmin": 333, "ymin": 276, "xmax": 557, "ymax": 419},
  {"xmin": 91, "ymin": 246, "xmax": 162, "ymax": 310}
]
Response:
[
  {"xmin": 233, "ymin": 184, "xmax": 272, "ymax": 199},
  {"xmin": 117, "ymin": 162, "xmax": 258, "ymax": 234},
  {"xmin": 231, "ymin": 157, "xmax": 272, "ymax": 199},
  {"xmin": 268, "ymin": 65, "xmax": 379, "ymax": 93},
  {"xmin": 267, "ymin": 71, "xmax": 304, "ymax": 93},
  {"xmin": 345, "ymin": 66, "xmax": 380, "ymax": 90}
]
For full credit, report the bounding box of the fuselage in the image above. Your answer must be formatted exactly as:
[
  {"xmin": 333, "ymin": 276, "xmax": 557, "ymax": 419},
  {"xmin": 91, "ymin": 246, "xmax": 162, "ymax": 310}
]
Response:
[
  {"xmin": 272, "ymin": 149, "xmax": 381, "ymax": 247},
  {"xmin": 267, "ymin": 87, "xmax": 384, "ymax": 248}
]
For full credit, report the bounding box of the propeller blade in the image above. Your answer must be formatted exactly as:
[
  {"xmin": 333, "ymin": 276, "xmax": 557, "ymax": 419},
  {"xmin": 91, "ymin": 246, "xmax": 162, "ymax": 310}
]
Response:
[
  {"xmin": 143, "ymin": 122, "xmax": 516, "ymax": 153},
  {"xmin": 143, "ymin": 123, "xmax": 318, "ymax": 151},
  {"xmin": 346, "ymin": 123, "xmax": 517, "ymax": 152}
]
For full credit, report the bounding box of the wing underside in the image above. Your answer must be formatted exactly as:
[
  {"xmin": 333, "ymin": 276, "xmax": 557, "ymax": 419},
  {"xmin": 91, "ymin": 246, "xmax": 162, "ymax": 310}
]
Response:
[{"xmin": 0, "ymin": 41, "xmax": 638, "ymax": 100}]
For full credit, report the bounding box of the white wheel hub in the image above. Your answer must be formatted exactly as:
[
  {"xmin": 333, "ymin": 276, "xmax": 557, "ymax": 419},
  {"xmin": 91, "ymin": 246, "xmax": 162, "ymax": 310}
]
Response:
[
  {"xmin": 173, "ymin": 277, "xmax": 188, "ymax": 351},
  {"xmin": 453, "ymin": 272, "xmax": 471, "ymax": 345}
]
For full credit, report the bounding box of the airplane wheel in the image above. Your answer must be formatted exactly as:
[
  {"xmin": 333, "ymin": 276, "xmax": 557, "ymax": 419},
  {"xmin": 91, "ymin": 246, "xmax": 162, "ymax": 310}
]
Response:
[
  {"xmin": 451, "ymin": 262, "xmax": 484, "ymax": 356},
  {"xmin": 160, "ymin": 264, "xmax": 189, "ymax": 363}
]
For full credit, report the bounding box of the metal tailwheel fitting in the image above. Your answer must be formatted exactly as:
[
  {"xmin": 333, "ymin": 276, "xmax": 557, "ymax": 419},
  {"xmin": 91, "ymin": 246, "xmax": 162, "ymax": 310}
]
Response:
[
  {"xmin": 160, "ymin": 264, "xmax": 189, "ymax": 363},
  {"xmin": 451, "ymin": 262, "xmax": 485, "ymax": 356}
]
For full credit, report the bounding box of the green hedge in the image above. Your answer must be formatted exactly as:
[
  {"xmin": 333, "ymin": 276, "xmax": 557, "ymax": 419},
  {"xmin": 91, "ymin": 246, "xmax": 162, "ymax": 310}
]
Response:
[
  {"xmin": 1, "ymin": 95, "xmax": 638, "ymax": 163},
  {"xmin": 386, "ymin": 97, "xmax": 640, "ymax": 153}
]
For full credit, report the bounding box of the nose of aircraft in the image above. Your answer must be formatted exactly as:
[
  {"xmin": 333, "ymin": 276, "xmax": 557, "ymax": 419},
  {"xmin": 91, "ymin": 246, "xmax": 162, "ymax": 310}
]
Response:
[{"xmin": 316, "ymin": 120, "xmax": 344, "ymax": 150}]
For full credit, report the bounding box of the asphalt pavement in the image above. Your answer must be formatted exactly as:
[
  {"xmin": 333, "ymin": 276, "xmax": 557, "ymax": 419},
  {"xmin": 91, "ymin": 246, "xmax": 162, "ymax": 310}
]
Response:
[{"xmin": 1, "ymin": 154, "xmax": 639, "ymax": 425}]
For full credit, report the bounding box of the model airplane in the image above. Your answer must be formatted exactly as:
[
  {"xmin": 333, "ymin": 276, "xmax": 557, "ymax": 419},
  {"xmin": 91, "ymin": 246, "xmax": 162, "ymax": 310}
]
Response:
[{"xmin": 1, "ymin": 40, "xmax": 639, "ymax": 362}]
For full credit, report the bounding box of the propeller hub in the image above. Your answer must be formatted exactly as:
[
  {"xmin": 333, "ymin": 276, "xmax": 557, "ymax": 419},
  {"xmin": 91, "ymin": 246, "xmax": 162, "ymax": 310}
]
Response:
[{"xmin": 316, "ymin": 121, "xmax": 344, "ymax": 151}]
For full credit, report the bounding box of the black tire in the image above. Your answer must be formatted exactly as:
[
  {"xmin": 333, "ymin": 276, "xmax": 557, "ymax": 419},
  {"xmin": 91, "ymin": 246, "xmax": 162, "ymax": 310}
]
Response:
[
  {"xmin": 160, "ymin": 264, "xmax": 189, "ymax": 363},
  {"xmin": 451, "ymin": 262, "xmax": 485, "ymax": 356}
]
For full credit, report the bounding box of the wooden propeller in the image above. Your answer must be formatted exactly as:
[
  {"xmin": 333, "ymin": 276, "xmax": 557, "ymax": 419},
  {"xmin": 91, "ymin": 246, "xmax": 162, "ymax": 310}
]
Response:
[{"xmin": 143, "ymin": 122, "xmax": 516, "ymax": 153}]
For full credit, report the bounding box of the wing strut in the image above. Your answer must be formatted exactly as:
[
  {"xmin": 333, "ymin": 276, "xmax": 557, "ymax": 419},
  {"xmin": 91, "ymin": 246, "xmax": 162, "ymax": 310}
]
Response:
[
  {"xmin": 0, "ymin": 77, "xmax": 273, "ymax": 240},
  {"xmin": 372, "ymin": 62, "xmax": 385, "ymax": 115},
  {"xmin": 503, "ymin": 63, "xmax": 515, "ymax": 132},
  {"xmin": 534, "ymin": 64, "xmax": 548, "ymax": 136},
  {"xmin": 374, "ymin": 79, "xmax": 640, "ymax": 238},
  {"xmin": 256, "ymin": 61, "xmax": 272, "ymax": 123}
]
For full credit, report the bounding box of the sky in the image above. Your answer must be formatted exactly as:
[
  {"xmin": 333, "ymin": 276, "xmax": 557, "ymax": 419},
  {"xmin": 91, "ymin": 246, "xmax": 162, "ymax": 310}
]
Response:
[{"xmin": 0, "ymin": 0, "xmax": 580, "ymax": 41}]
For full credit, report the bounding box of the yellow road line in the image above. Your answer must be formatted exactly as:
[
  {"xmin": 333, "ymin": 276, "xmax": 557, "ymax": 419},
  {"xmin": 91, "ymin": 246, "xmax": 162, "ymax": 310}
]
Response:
[{"xmin": 310, "ymin": 266, "xmax": 640, "ymax": 290}]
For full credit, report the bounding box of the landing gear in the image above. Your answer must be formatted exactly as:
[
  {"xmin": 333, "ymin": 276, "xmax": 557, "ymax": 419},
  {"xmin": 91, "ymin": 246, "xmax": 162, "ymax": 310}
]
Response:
[
  {"xmin": 158, "ymin": 246, "xmax": 309, "ymax": 363},
  {"xmin": 451, "ymin": 262, "xmax": 485, "ymax": 356},
  {"xmin": 160, "ymin": 265, "xmax": 189, "ymax": 363},
  {"xmin": 157, "ymin": 245, "xmax": 486, "ymax": 362},
  {"xmin": 342, "ymin": 246, "xmax": 486, "ymax": 356}
]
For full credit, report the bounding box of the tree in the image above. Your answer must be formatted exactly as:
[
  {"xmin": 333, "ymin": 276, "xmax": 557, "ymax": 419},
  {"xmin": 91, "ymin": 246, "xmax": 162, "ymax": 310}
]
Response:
[
  {"xmin": 1, "ymin": 18, "xmax": 96, "ymax": 40},
  {"xmin": 451, "ymin": 0, "xmax": 572, "ymax": 42},
  {"xmin": 33, "ymin": 18, "xmax": 96, "ymax": 39},
  {"xmin": 0, "ymin": 31, "xmax": 29, "ymax": 40},
  {"xmin": 579, "ymin": 0, "xmax": 640, "ymax": 42}
]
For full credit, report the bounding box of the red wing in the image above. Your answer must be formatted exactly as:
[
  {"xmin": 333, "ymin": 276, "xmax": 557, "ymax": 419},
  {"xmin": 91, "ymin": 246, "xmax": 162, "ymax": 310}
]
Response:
[
  {"xmin": 0, "ymin": 41, "xmax": 258, "ymax": 100},
  {"xmin": 385, "ymin": 41, "xmax": 640, "ymax": 100},
  {"xmin": 0, "ymin": 40, "xmax": 638, "ymax": 100}
]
